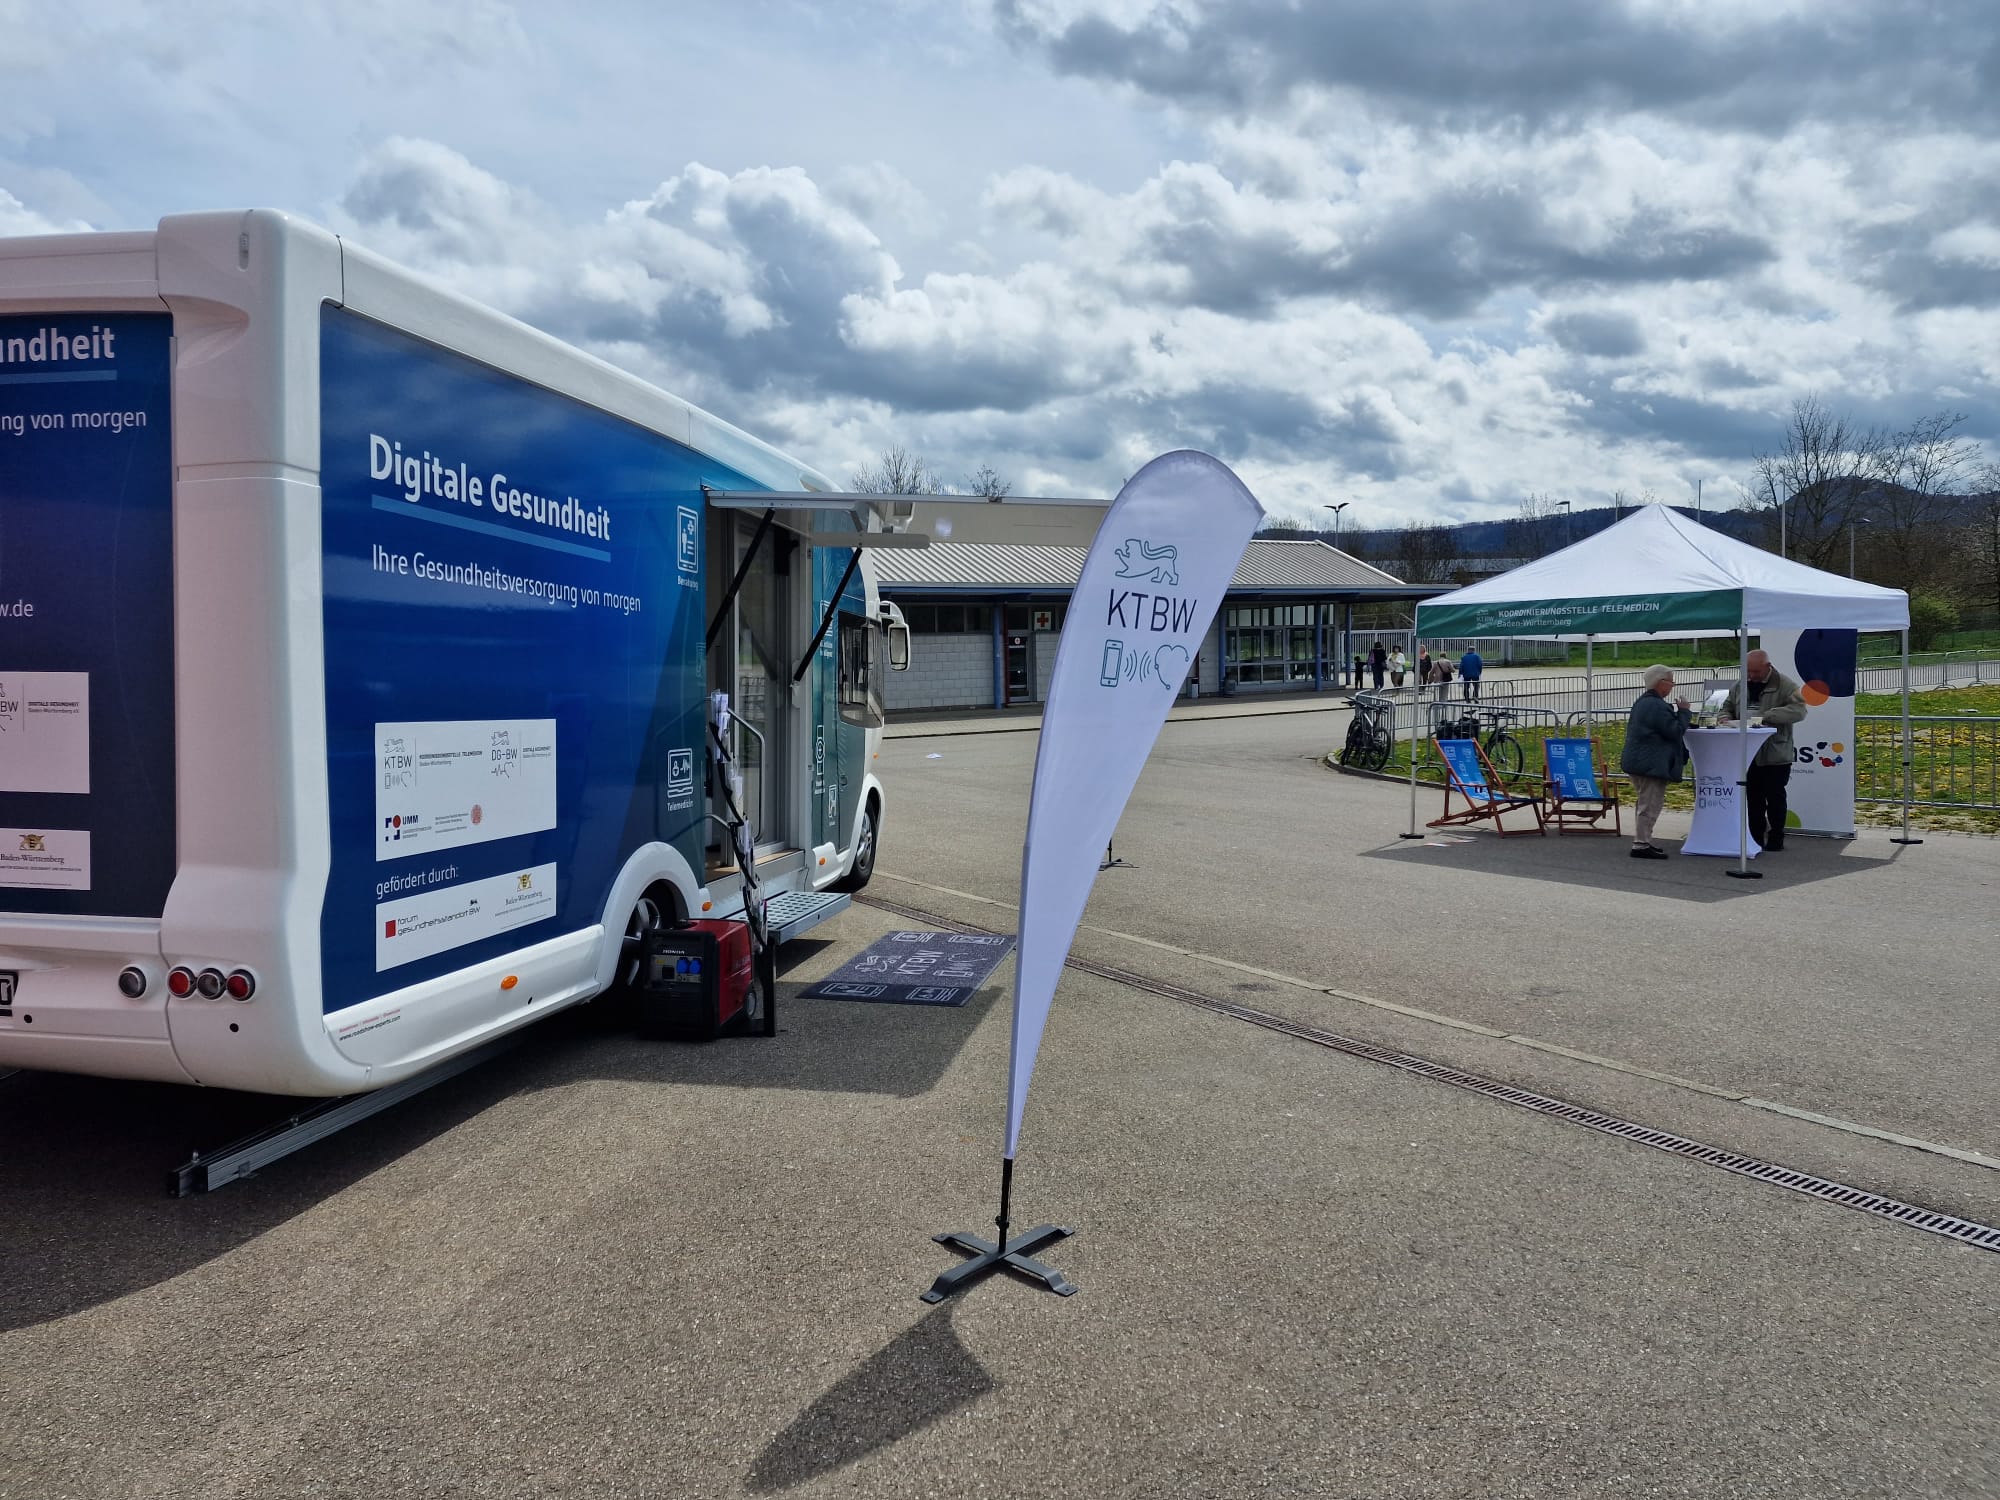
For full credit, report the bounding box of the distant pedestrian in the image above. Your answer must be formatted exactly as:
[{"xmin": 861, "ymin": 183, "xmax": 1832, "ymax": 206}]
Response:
[
  {"xmin": 1459, "ymin": 646, "xmax": 1484, "ymax": 702},
  {"xmin": 1430, "ymin": 653, "xmax": 1453, "ymax": 701},
  {"xmin": 1417, "ymin": 646, "xmax": 1432, "ymax": 686},
  {"xmin": 1620, "ymin": 664, "xmax": 1691, "ymax": 859},
  {"xmin": 1389, "ymin": 647, "xmax": 1408, "ymax": 687},
  {"xmin": 1369, "ymin": 639, "xmax": 1387, "ymax": 690}
]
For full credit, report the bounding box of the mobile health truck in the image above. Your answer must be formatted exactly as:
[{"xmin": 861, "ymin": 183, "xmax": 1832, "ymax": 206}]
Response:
[{"xmin": 0, "ymin": 210, "xmax": 1101, "ymax": 1098}]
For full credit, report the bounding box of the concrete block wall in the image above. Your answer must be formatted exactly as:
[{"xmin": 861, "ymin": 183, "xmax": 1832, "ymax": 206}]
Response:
[
  {"xmin": 882, "ymin": 613, "xmax": 1229, "ymax": 709},
  {"xmin": 886, "ymin": 631, "xmax": 994, "ymax": 712}
]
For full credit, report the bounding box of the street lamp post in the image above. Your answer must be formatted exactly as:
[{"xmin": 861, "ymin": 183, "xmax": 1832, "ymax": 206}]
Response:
[
  {"xmin": 1322, "ymin": 503, "xmax": 1352, "ymax": 691},
  {"xmin": 1555, "ymin": 499, "xmax": 1572, "ymax": 548},
  {"xmin": 1849, "ymin": 516, "xmax": 1871, "ymax": 578}
]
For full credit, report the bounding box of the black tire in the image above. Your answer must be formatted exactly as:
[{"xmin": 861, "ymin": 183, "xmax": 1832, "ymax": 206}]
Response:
[
  {"xmin": 593, "ymin": 883, "xmax": 681, "ymax": 1027},
  {"xmin": 833, "ymin": 799, "xmax": 878, "ymax": 892},
  {"xmin": 1365, "ymin": 724, "xmax": 1392, "ymax": 771},
  {"xmin": 1339, "ymin": 719, "xmax": 1366, "ymax": 766},
  {"xmin": 1487, "ymin": 732, "xmax": 1524, "ymax": 781}
]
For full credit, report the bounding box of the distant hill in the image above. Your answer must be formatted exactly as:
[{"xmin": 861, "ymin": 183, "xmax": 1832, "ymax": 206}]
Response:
[
  {"xmin": 1271, "ymin": 491, "xmax": 1996, "ymax": 559},
  {"xmin": 1276, "ymin": 504, "xmax": 1760, "ymax": 556}
]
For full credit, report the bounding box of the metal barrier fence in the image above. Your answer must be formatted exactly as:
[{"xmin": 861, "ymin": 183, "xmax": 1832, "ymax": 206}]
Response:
[
  {"xmin": 1854, "ymin": 715, "xmax": 2000, "ymax": 810},
  {"xmin": 1354, "ymin": 684, "xmax": 2000, "ymax": 815},
  {"xmin": 1855, "ymin": 650, "xmax": 1998, "ymax": 693},
  {"xmin": 1389, "ymin": 669, "xmax": 1739, "ymax": 725},
  {"xmin": 1400, "ymin": 650, "xmax": 1998, "ymax": 700},
  {"xmin": 1384, "ymin": 653, "xmax": 2000, "ymax": 720}
]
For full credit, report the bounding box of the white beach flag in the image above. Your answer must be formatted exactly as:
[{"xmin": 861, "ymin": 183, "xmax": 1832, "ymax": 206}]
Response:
[{"xmin": 1003, "ymin": 451, "xmax": 1264, "ymax": 1158}]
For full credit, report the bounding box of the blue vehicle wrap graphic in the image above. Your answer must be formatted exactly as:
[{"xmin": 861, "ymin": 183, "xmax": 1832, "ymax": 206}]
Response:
[
  {"xmin": 0, "ymin": 313, "xmax": 174, "ymax": 917},
  {"xmin": 319, "ymin": 306, "xmax": 749, "ymax": 1011}
]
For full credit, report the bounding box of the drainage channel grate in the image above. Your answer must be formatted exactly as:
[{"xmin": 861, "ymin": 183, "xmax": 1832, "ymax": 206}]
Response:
[{"xmin": 857, "ymin": 893, "xmax": 2000, "ymax": 1256}]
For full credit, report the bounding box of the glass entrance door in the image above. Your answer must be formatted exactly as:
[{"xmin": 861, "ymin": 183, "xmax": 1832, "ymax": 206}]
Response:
[
  {"xmin": 1004, "ymin": 603, "xmax": 1035, "ymax": 704},
  {"xmin": 708, "ymin": 515, "xmax": 791, "ymax": 864}
]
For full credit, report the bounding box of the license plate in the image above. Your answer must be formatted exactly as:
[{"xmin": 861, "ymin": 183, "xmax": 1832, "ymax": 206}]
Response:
[{"xmin": 0, "ymin": 972, "xmax": 14, "ymax": 1007}]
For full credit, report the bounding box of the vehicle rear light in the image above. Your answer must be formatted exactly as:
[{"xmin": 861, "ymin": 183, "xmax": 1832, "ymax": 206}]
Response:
[
  {"xmin": 226, "ymin": 969, "xmax": 256, "ymax": 1001},
  {"xmin": 167, "ymin": 966, "xmax": 196, "ymax": 998},
  {"xmin": 118, "ymin": 966, "xmax": 150, "ymax": 999},
  {"xmin": 195, "ymin": 968, "xmax": 227, "ymax": 999}
]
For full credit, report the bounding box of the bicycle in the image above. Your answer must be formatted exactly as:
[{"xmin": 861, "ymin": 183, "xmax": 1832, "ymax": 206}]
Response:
[
  {"xmin": 1339, "ymin": 692, "xmax": 1395, "ymax": 772},
  {"xmin": 1433, "ymin": 705, "xmax": 1526, "ymax": 781}
]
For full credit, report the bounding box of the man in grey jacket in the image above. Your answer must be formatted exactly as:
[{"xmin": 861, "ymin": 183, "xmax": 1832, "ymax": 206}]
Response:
[
  {"xmin": 1720, "ymin": 649, "xmax": 1809, "ymax": 851},
  {"xmin": 1620, "ymin": 665, "xmax": 1691, "ymax": 859}
]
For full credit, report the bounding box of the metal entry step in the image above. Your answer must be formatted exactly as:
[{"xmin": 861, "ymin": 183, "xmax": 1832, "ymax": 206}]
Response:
[{"xmin": 763, "ymin": 889, "xmax": 850, "ymax": 944}]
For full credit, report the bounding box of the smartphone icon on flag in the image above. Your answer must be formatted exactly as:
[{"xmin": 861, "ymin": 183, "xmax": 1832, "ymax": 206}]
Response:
[{"xmin": 1099, "ymin": 639, "xmax": 1123, "ymax": 687}]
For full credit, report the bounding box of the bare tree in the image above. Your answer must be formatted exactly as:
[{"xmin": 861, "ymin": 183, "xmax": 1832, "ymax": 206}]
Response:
[
  {"xmin": 849, "ymin": 445, "xmax": 946, "ymax": 495},
  {"xmin": 1507, "ymin": 492, "xmax": 1565, "ymax": 558},
  {"xmin": 1386, "ymin": 523, "xmax": 1458, "ymax": 583},
  {"xmin": 1746, "ymin": 396, "xmax": 1886, "ymax": 571},
  {"xmin": 963, "ymin": 463, "xmax": 1010, "ymax": 499},
  {"xmin": 1958, "ymin": 464, "xmax": 2000, "ymax": 627},
  {"xmin": 1870, "ymin": 410, "xmax": 1978, "ymax": 591}
]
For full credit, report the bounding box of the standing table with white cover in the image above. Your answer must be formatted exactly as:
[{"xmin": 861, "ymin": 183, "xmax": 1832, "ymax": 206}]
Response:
[{"xmin": 1681, "ymin": 726, "xmax": 1775, "ymax": 857}]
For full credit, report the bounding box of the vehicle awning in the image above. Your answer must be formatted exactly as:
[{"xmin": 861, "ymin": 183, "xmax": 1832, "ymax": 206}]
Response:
[{"xmin": 702, "ymin": 488, "xmax": 1110, "ymax": 549}]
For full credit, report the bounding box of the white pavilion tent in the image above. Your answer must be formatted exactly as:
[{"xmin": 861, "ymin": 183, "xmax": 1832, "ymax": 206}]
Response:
[{"xmin": 1409, "ymin": 506, "xmax": 1916, "ymax": 868}]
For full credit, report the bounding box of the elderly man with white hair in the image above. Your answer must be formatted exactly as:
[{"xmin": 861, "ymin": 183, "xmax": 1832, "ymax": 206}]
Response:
[
  {"xmin": 1720, "ymin": 648, "xmax": 1809, "ymax": 851},
  {"xmin": 1619, "ymin": 664, "xmax": 1691, "ymax": 859}
]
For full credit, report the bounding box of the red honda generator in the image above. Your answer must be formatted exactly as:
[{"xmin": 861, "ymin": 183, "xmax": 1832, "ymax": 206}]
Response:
[{"xmin": 638, "ymin": 918, "xmax": 757, "ymax": 1041}]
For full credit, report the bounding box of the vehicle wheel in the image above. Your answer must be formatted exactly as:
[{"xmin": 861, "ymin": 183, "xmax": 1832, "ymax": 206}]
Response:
[
  {"xmin": 1489, "ymin": 733, "xmax": 1524, "ymax": 781},
  {"xmin": 1338, "ymin": 722, "xmax": 1364, "ymax": 766},
  {"xmin": 617, "ymin": 886, "xmax": 675, "ymax": 991},
  {"xmin": 834, "ymin": 799, "xmax": 878, "ymax": 892}
]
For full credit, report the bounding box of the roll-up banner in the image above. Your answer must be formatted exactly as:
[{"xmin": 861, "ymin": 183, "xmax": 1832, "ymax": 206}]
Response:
[
  {"xmin": 1762, "ymin": 628, "xmax": 1857, "ymax": 837},
  {"xmin": 1004, "ymin": 451, "xmax": 1264, "ymax": 1158}
]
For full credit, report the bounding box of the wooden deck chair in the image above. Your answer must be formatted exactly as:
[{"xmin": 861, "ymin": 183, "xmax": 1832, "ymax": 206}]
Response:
[
  {"xmin": 1541, "ymin": 737, "xmax": 1623, "ymax": 835},
  {"xmin": 1430, "ymin": 738, "xmax": 1545, "ymax": 836}
]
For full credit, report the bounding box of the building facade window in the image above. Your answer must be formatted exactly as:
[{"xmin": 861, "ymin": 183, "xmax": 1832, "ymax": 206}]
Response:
[
  {"xmin": 1223, "ymin": 603, "xmax": 1327, "ymax": 685},
  {"xmin": 900, "ymin": 601, "xmax": 995, "ymax": 634}
]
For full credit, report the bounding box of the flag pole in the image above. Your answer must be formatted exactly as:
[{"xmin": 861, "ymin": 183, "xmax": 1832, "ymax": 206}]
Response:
[
  {"xmin": 1891, "ymin": 626, "xmax": 1922, "ymax": 845},
  {"xmin": 1725, "ymin": 625, "xmax": 1762, "ymax": 881},
  {"xmin": 921, "ymin": 450, "xmax": 1262, "ymax": 1302},
  {"xmin": 1402, "ymin": 615, "xmax": 1423, "ymax": 839}
]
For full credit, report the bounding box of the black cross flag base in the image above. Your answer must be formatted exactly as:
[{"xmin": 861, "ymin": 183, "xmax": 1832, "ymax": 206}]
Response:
[{"xmin": 922, "ymin": 1223, "xmax": 1078, "ymax": 1304}]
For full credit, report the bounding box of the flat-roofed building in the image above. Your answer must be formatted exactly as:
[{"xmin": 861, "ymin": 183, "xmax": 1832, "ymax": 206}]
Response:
[{"xmin": 872, "ymin": 538, "xmax": 1445, "ymax": 711}]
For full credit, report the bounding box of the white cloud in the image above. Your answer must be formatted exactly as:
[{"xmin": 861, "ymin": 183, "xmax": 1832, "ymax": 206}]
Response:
[
  {"xmin": 0, "ymin": 186, "xmax": 86, "ymax": 236},
  {"xmin": 0, "ymin": 2, "xmax": 1994, "ymax": 527}
]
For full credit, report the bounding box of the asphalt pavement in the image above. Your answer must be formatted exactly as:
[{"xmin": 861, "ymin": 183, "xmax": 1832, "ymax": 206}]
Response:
[{"xmin": 3, "ymin": 709, "xmax": 1995, "ymax": 1499}]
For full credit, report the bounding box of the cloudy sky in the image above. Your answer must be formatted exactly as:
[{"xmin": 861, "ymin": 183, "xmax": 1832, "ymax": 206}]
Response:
[{"xmin": 5, "ymin": 0, "xmax": 1997, "ymax": 527}]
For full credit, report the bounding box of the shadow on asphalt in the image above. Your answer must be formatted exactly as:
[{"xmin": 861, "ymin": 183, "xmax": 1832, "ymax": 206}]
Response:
[
  {"xmin": 745, "ymin": 1305, "xmax": 995, "ymax": 1491},
  {"xmin": 0, "ymin": 1046, "xmax": 546, "ymax": 1334},
  {"xmin": 0, "ymin": 938, "xmax": 1004, "ymax": 1334},
  {"xmin": 1360, "ymin": 828, "xmax": 1889, "ymax": 903}
]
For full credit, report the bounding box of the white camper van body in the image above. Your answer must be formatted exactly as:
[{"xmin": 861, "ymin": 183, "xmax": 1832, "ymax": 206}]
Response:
[{"xmin": 0, "ymin": 211, "xmax": 898, "ymax": 1095}]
